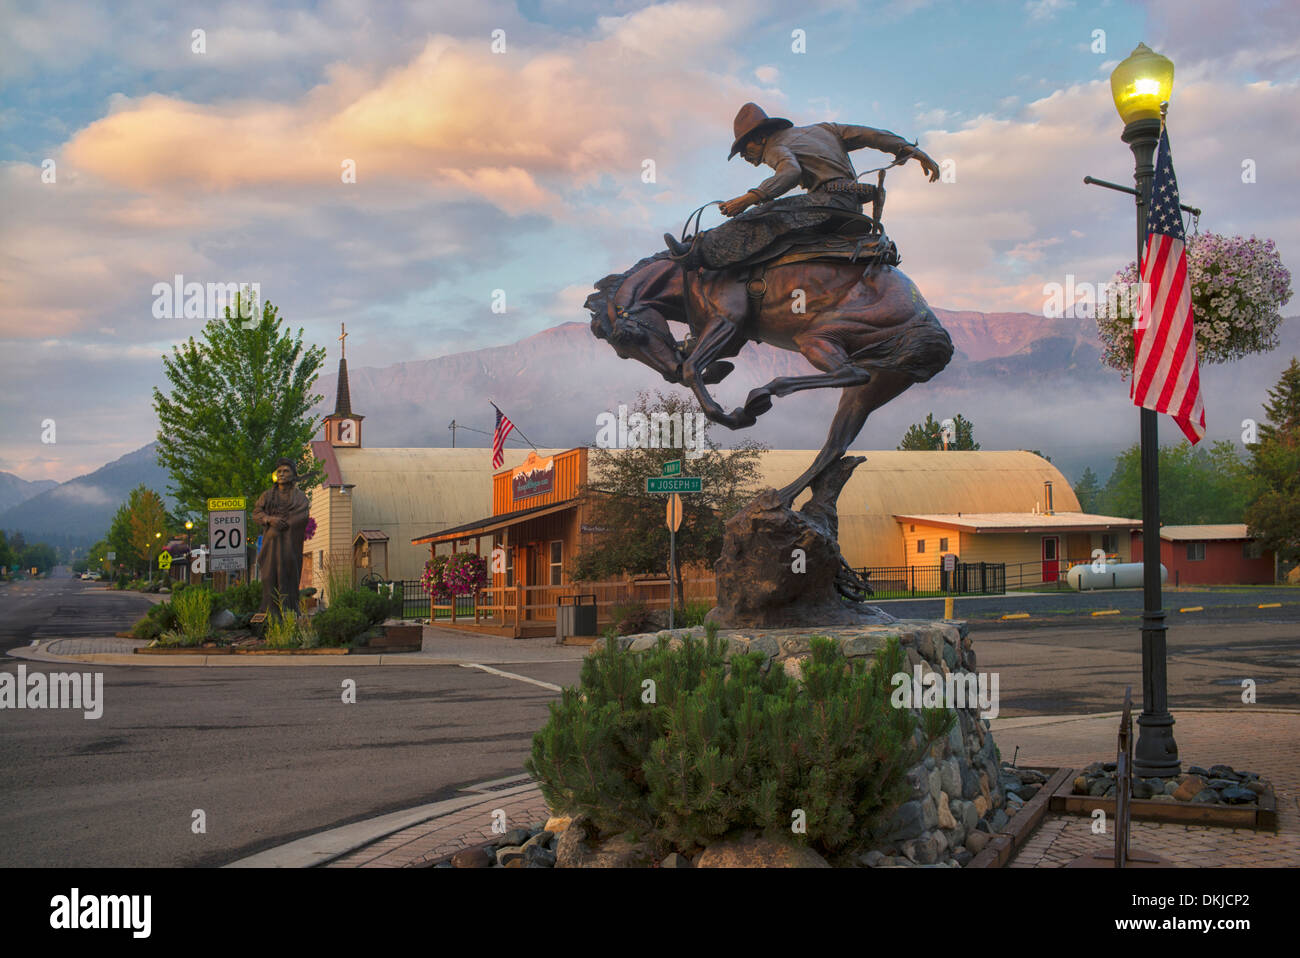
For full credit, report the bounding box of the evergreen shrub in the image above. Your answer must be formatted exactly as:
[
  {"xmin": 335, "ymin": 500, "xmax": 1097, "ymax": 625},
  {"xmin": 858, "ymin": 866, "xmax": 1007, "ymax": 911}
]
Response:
[
  {"xmin": 131, "ymin": 600, "xmax": 179, "ymax": 640},
  {"xmin": 313, "ymin": 606, "xmax": 368, "ymax": 646},
  {"xmin": 217, "ymin": 581, "xmax": 263, "ymax": 615},
  {"xmin": 527, "ymin": 630, "xmax": 953, "ymax": 859}
]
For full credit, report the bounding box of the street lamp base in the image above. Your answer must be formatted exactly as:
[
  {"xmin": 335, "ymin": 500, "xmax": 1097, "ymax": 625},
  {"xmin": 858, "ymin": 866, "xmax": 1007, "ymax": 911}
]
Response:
[{"xmin": 1134, "ymin": 711, "xmax": 1180, "ymax": 778}]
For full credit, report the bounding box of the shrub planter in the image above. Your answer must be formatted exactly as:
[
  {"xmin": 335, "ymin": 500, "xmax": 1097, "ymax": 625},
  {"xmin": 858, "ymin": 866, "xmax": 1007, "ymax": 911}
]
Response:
[{"xmin": 370, "ymin": 624, "xmax": 423, "ymax": 652}]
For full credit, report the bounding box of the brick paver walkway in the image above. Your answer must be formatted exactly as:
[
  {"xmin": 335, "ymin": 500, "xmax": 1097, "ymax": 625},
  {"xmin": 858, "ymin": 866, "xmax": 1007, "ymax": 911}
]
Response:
[
  {"xmin": 325, "ymin": 788, "xmax": 553, "ymax": 868},
  {"xmin": 1000, "ymin": 709, "xmax": 1300, "ymax": 867}
]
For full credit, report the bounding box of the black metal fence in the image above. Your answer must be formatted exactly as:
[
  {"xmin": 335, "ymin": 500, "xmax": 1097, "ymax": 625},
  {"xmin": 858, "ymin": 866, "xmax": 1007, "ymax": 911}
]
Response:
[
  {"xmin": 855, "ymin": 562, "xmax": 1006, "ymax": 599},
  {"xmin": 390, "ymin": 581, "xmax": 474, "ymax": 619}
]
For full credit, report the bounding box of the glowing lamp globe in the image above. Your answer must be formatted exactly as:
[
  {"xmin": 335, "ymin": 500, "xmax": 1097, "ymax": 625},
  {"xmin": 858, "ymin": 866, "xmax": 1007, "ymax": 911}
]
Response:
[{"xmin": 1110, "ymin": 42, "xmax": 1174, "ymax": 125}]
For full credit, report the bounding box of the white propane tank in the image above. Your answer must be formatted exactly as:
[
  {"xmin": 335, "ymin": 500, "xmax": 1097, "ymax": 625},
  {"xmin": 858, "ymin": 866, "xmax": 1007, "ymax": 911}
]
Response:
[{"xmin": 1067, "ymin": 562, "xmax": 1167, "ymax": 590}]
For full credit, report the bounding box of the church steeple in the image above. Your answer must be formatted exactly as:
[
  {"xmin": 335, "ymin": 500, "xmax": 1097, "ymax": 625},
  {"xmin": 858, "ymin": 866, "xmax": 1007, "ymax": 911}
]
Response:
[
  {"xmin": 325, "ymin": 322, "xmax": 363, "ymax": 447},
  {"xmin": 334, "ymin": 323, "xmax": 354, "ymax": 417}
]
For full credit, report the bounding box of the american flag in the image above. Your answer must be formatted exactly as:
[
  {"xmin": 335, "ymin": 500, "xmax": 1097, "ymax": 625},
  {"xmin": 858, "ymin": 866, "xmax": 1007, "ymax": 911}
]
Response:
[
  {"xmin": 491, "ymin": 405, "xmax": 514, "ymax": 469},
  {"xmin": 1131, "ymin": 129, "xmax": 1205, "ymax": 445}
]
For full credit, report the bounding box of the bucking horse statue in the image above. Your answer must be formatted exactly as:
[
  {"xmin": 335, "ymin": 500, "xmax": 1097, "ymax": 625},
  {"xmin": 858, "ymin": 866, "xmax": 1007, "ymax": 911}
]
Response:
[{"xmin": 585, "ymin": 104, "xmax": 955, "ymax": 627}]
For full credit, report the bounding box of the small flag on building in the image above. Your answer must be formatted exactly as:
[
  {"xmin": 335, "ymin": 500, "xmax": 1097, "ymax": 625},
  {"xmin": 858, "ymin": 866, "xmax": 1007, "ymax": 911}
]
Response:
[
  {"xmin": 1131, "ymin": 128, "xmax": 1205, "ymax": 445},
  {"xmin": 491, "ymin": 404, "xmax": 514, "ymax": 469}
]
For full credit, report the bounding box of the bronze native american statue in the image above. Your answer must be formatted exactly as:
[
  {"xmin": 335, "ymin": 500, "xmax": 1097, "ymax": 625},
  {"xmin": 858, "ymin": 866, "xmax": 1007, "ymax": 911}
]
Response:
[
  {"xmin": 587, "ymin": 103, "xmax": 955, "ymax": 626},
  {"xmin": 252, "ymin": 457, "xmax": 311, "ymax": 619}
]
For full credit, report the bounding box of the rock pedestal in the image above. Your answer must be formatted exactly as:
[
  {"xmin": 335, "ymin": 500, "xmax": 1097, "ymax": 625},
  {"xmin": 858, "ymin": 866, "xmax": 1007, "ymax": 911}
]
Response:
[{"xmin": 712, "ymin": 456, "xmax": 893, "ymax": 628}]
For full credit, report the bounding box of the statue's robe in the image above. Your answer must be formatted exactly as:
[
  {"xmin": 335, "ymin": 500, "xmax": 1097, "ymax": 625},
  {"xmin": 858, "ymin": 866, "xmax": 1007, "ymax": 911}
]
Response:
[{"xmin": 252, "ymin": 483, "xmax": 311, "ymax": 616}]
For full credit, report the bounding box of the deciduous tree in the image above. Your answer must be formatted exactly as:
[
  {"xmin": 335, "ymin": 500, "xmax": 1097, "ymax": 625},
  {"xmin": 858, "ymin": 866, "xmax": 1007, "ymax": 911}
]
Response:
[
  {"xmin": 573, "ymin": 391, "xmax": 766, "ymax": 611},
  {"xmin": 1244, "ymin": 358, "xmax": 1300, "ymax": 565},
  {"xmin": 153, "ymin": 294, "xmax": 325, "ymax": 532}
]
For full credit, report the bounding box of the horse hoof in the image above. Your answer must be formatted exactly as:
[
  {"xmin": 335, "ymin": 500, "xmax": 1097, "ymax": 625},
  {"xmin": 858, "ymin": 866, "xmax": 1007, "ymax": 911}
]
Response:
[
  {"xmin": 702, "ymin": 361, "xmax": 734, "ymax": 385},
  {"xmin": 743, "ymin": 388, "xmax": 774, "ymax": 417}
]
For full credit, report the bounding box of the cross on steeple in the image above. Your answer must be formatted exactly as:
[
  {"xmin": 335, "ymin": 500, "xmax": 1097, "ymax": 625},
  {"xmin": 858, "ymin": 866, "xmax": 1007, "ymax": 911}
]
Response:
[{"xmin": 339, "ymin": 322, "xmax": 347, "ymax": 359}]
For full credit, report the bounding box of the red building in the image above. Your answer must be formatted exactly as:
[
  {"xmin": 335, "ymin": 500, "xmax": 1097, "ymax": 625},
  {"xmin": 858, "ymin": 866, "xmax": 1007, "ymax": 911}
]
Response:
[{"xmin": 1131, "ymin": 524, "xmax": 1275, "ymax": 586}]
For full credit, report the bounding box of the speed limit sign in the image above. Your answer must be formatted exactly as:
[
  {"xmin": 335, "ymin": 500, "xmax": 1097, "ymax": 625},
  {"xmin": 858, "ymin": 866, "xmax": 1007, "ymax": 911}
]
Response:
[{"xmin": 208, "ymin": 496, "xmax": 247, "ymax": 572}]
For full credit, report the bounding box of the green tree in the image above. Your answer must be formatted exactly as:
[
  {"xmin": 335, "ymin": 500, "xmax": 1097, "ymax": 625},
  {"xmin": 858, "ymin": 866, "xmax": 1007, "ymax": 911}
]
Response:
[
  {"xmin": 1095, "ymin": 440, "xmax": 1258, "ymax": 524},
  {"xmin": 897, "ymin": 413, "xmax": 980, "ymax": 450},
  {"xmin": 107, "ymin": 502, "xmax": 141, "ymax": 575},
  {"xmin": 18, "ymin": 540, "xmax": 57, "ymax": 574},
  {"xmin": 1073, "ymin": 466, "xmax": 1102, "ymax": 513},
  {"xmin": 127, "ymin": 485, "xmax": 172, "ymax": 573},
  {"xmin": 1244, "ymin": 358, "xmax": 1300, "ymax": 565},
  {"xmin": 0, "ymin": 530, "xmax": 14, "ymax": 574},
  {"xmin": 572, "ymin": 391, "xmax": 766, "ymax": 611},
  {"xmin": 153, "ymin": 293, "xmax": 325, "ymax": 533}
]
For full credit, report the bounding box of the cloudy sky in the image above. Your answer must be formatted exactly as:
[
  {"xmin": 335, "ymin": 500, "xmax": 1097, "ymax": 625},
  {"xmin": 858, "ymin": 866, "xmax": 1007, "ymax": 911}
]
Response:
[{"xmin": 1, "ymin": 0, "xmax": 1296, "ymax": 482}]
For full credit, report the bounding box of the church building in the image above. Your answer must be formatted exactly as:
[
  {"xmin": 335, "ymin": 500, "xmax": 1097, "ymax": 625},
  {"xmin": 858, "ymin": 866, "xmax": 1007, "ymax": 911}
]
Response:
[{"xmin": 301, "ymin": 326, "xmax": 559, "ymax": 602}]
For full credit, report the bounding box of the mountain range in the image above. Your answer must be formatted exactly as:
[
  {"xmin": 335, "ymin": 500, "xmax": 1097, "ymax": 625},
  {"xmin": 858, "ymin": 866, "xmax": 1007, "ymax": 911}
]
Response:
[{"xmin": 4, "ymin": 307, "xmax": 1295, "ymax": 550}]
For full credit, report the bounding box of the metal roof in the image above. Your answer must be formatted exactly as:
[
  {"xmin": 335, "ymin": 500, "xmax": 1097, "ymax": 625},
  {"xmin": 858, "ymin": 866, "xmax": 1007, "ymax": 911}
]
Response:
[
  {"xmin": 894, "ymin": 512, "xmax": 1141, "ymax": 533},
  {"xmin": 1157, "ymin": 524, "xmax": 1253, "ymax": 541}
]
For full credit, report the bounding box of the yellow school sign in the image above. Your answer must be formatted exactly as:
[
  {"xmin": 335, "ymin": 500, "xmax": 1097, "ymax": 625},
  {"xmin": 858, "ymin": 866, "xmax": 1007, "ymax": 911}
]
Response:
[{"xmin": 207, "ymin": 497, "xmax": 247, "ymax": 511}]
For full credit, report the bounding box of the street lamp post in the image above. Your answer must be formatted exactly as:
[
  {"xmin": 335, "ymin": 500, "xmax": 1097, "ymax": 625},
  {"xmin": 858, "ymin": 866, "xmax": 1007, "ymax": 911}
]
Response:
[
  {"xmin": 185, "ymin": 520, "xmax": 194, "ymax": 585},
  {"xmin": 1111, "ymin": 43, "xmax": 1180, "ymax": 778}
]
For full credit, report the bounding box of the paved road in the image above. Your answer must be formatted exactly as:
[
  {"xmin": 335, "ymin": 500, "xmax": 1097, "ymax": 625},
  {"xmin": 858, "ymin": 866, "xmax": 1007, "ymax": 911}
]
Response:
[
  {"xmin": 880, "ymin": 585, "xmax": 1300, "ymax": 627},
  {"xmin": 0, "ymin": 570, "xmax": 156, "ymax": 645},
  {"xmin": 2, "ymin": 573, "xmax": 1296, "ymax": 866}
]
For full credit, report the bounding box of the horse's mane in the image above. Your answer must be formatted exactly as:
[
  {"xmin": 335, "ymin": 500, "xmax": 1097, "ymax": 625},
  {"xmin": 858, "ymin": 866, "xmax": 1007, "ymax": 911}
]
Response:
[{"xmin": 585, "ymin": 250, "xmax": 672, "ymax": 340}]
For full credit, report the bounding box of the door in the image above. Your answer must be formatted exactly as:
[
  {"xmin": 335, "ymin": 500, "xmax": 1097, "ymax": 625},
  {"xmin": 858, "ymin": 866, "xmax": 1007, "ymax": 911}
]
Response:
[{"xmin": 1041, "ymin": 536, "xmax": 1060, "ymax": 583}]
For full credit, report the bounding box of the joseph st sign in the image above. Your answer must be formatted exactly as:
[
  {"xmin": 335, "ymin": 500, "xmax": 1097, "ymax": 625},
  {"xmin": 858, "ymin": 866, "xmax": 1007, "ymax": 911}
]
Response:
[{"xmin": 646, "ymin": 476, "xmax": 702, "ymax": 493}]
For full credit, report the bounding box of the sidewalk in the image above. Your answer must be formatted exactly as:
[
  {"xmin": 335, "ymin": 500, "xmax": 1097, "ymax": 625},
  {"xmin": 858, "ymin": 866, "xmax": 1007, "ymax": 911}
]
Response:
[
  {"xmin": 298, "ymin": 708, "xmax": 1300, "ymax": 869},
  {"xmin": 10, "ymin": 625, "xmax": 588, "ymax": 668}
]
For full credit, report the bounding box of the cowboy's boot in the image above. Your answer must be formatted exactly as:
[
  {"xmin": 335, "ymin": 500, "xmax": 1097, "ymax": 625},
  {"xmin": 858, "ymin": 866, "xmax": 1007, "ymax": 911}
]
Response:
[{"xmin": 664, "ymin": 232, "xmax": 703, "ymax": 270}]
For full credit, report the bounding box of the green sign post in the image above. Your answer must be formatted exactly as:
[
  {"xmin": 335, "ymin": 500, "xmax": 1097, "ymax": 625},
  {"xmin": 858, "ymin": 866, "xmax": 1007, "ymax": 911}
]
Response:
[
  {"xmin": 646, "ymin": 476, "xmax": 702, "ymax": 494},
  {"xmin": 661, "ymin": 459, "xmax": 682, "ymax": 477}
]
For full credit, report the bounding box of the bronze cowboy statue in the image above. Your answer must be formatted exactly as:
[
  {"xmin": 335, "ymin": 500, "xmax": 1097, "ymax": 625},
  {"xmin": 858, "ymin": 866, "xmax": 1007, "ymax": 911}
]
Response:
[
  {"xmin": 664, "ymin": 103, "xmax": 941, "ymax": 271},
  {"xmin": 587, "ymin": 102, "xmax": 954, "ymax": 508}
]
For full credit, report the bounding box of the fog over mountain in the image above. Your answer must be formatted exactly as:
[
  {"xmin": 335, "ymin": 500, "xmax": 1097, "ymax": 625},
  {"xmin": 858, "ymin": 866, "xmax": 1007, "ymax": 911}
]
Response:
[
  {"xmin": 7, "ymin": 308, "xmax": 1295, "ymax": 549},
  {"xmin": 318, "ymin": 309, "xmax": 1300, "ymax": 485}
]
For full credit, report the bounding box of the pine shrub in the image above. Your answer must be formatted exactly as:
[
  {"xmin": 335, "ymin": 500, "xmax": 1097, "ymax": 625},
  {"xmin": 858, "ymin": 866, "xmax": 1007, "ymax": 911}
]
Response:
[
  {"xmin": 527, "ymin": 631, "xmax": 952, "ymax": 858},
  {"xmin": 313, "ymin": 606, "xmax": 367, "ymax": 646}
]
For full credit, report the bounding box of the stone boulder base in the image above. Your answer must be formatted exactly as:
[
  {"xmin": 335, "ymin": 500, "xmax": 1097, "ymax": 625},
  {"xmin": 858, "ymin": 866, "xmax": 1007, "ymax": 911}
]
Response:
[
  {"xmin": 711, "ymin": 457, "xmax": 895, "ymax": 628},
  {"xmin": 695, "ymin": 834, "xmax": 831, "ymax": 868}
]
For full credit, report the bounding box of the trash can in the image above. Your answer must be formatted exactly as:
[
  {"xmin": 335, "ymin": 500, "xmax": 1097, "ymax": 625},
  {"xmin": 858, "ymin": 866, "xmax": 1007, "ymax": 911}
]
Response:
[{"xmin": 557, "ymin": 594, "xmax": 598, "ymax": 641}]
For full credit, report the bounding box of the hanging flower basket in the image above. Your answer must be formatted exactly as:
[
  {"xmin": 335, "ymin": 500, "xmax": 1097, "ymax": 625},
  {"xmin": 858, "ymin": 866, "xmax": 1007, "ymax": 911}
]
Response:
[
  {"xmin": 304, "ymin": 517, "xmax": 317, "ymax": 541},
  {"xmin": 421, "ymin": 553, "xmax": 488, "ymax": 600},
  {"xmin": 1095, "ymin": 233, "xmax": 1292, "ymax": 375}
]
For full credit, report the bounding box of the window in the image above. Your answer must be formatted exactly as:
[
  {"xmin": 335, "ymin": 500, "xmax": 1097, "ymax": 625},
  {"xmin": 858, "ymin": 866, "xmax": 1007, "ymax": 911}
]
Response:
[
  {"xmin": 1187, "ymin": 542, "xmax": 1206, "ymax": 561},
  {"xmin": 916, "ymin": 539, "xmax": 926, "ymax": 554},
  {"xmin": 550, "ymin": 540, "xmax": 563, "ymax": 586},
  {"xmin": 505, "ymin": 545, "xmax": 514, "ymax": 587},
  {"xmin": 1243, "ymin": 541, "xmax": 1263, "ymax": 560},
  {"xmin": 909, "ymin": 524, "xmax": 916, "ymax": 532},
  {"xmin": 939, "ymin": 537, "xmax": 949, "ymax": 552},
  {"xmin": 1101, "ymin": 534, "xmax": 1117, "ymax": 553}
]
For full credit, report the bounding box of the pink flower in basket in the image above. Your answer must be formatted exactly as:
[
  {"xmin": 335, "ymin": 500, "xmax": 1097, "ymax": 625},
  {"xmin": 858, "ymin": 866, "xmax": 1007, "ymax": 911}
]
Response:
[{"xmin": 304, "ymin": 517, "xmax": 317, "ymax": 541}]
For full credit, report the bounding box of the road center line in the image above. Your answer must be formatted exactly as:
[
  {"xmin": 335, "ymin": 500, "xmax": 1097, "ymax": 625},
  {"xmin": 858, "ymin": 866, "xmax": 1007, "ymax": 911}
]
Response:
[{"xmin": 460, "ymin": 663, "xmax": 563, "ymax": 692}]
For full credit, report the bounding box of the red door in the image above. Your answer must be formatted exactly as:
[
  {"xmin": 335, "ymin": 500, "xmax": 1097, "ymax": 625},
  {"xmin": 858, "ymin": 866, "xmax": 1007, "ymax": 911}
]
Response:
[{"xmin": 1042, "ymin": 536, "xmax": 1060, "ymax": 582}]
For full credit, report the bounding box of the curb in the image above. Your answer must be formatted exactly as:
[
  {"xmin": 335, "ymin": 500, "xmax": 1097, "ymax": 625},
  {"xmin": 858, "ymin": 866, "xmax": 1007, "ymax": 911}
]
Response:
[
  {"xmin": 8, "ymin": 640, "xmax": 582, "ymax": 669},
  {"xmin": 224, "ymin": 782, "xmax": 541, "ymax": 868}
]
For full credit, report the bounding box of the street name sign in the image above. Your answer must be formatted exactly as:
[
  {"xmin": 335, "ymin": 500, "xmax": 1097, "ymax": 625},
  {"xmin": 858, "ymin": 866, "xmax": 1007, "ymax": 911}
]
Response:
[
  {"xmin": 646, "ymin": 476, "xmax": 702, "ymax": 493},
  {"xmin": 661, "ymin": 459, "xmax": 682, "ymax": 476}
]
